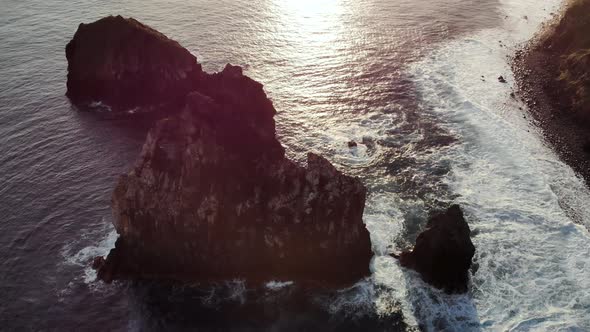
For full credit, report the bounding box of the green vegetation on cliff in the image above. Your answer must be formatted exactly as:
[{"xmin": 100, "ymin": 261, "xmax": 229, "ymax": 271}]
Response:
[{"xmin": 544, "ymin": 0, "xmax": 590, "ymax": 121}]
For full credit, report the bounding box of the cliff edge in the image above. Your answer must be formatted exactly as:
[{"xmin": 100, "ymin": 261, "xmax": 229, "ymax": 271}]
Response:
[{"xmin": 513, "ymin": 0, "xmax": 590, "ymax": 185}]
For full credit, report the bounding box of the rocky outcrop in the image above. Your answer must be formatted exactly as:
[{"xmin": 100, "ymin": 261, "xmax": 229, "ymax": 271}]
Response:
[
  {"xmin": 69, "ymin": 15, "xmax": 373, "ymax": 285},
  {"xmin": 97, "ymin": 90, "xmax": 372, "ymax": 285},
  {"xmin": 395, "ymin": 205, "xmax": 475, "ymax": 293},
  {"xmin": 65, "ymin": 16, "xmax": 203, "ymax": 112}
]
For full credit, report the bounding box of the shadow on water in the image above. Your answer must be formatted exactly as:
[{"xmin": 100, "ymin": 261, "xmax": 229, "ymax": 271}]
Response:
[
  {"xmin": 125, "ymin": 280, "xmax": 408, "ymax": 332},
  {"xmin": 391, "ymin": 209, "xmax": 482, "ymax": 331},
  {"xmin": 398, "ymin": 268, "xmax": 482, "ymax": 332}
]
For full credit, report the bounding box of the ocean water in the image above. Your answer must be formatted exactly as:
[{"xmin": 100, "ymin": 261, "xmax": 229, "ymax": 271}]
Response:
[{"xmin": 1, "ymin": 0, "xmax": 589, "ymax": 330}]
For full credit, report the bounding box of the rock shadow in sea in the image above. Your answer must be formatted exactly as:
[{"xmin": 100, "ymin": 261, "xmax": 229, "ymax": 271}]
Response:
[
  {"xmin": 397, "ymin": 233, "xmax": 481, "ymax": 331},
  {"xmin": 125, "ymin": 280, "xmax": 408, "ymax": 331}
]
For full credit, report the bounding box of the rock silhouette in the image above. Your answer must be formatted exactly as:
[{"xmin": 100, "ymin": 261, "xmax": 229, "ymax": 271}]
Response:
[
  {"xmin": 396, "ymin": 205, "xmax": 475, "ymax": 293},
  {"xmin": 68, "ymin": 16, "xmax": 373, "ymax": 285},
  {"xmin": 66, "ymin": 15, "xmax": 203, "ymax": 112}
]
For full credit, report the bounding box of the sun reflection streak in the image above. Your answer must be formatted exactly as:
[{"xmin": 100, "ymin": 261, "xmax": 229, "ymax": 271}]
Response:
[
  {"xmin": 278, "ymin": 0, "xmax": 344, "ymax": 17},
  {"xmin": 274, "ymin": 0, "xmax": 347, "ymax": 44}
]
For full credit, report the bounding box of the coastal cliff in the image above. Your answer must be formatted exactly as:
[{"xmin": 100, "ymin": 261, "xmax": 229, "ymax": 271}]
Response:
[
  {"xmin": 546, "ymin": 0, "xmax": 590, "ymax": 122},
  {"xmin": 71, "ymin": 17, "xmax": 373, "ymax": 285},
  {"xmin": 513, "ymin": 0, "xmax": 590, "ymax": 184}
]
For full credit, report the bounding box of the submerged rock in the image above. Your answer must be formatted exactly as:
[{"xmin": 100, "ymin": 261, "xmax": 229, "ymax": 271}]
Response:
[
  {"xmin": 65, "ymin": 15, "xmax": 203, "ymax": 112},
  {"xmin": 395, "ymin": 205, "xmax": 475, "ymax": 293}
]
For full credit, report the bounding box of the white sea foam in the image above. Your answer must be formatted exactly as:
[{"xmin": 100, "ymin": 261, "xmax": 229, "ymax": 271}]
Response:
[
  {"xmin": 265, "ymin": 280, "xmax": 295, "ymax": 291},
  {"xmin": 88, "ymin": 101, "xmax": 112, "ymax": 112},
  {"xmin": 225, "ymin": 279, "xmax": 248, "ymax": 304},
  {"xmin": 64, "ymin": 226, "xmax": 118, "ymax": 284},
  {"xmin": 322, "ymin": 278, "xmax": 377, "ymax": 319},
  {"xmin": 376, "ymin": 0, "xmax": 590, "ymax": 330}
]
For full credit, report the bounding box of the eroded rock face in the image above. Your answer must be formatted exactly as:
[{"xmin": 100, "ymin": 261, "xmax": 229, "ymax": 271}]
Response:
[
  {"xmin": 71, "ymin": 16, "xmax": 373, "ymax": 285},
  {"xmin": 397, "ymin": 205, "xmax": 475, "ymax": 293},
  {"xmin": 100, "ymin": 89, "xmax": 372, "ymax": 285},
  {"xmin": 65, "ymin": 16, "xmax": 203, "ymax": 112}
]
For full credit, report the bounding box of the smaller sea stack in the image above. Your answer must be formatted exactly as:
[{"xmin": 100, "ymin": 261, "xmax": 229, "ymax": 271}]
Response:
[
  {"xmin": 396, "ymin": 205, "xmax": 475, "ymax": 293},
  {"xmin": 65, "ymin": 15, "xmax": 203, "ymax": 112}
]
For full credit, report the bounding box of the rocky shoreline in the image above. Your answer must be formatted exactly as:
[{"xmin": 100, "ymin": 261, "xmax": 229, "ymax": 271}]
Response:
[{"xmin": 512, "ymin": 0, "xmax": 590, "ymax": 186}]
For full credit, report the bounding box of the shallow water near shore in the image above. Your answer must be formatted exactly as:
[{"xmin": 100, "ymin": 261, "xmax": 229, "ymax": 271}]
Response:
[{"xmin": 1, "ymin": 0, "xmax": 590, "ymax": 330}]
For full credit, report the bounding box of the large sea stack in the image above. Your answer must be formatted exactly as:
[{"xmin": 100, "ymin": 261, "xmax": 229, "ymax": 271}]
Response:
[
  {"xmin": 69, "ymin": 16, "xmax": 373, "ymax": 285},
  {"xmin": 396, "ymin": 205, "xmax": 475, "ymax": 293}
]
